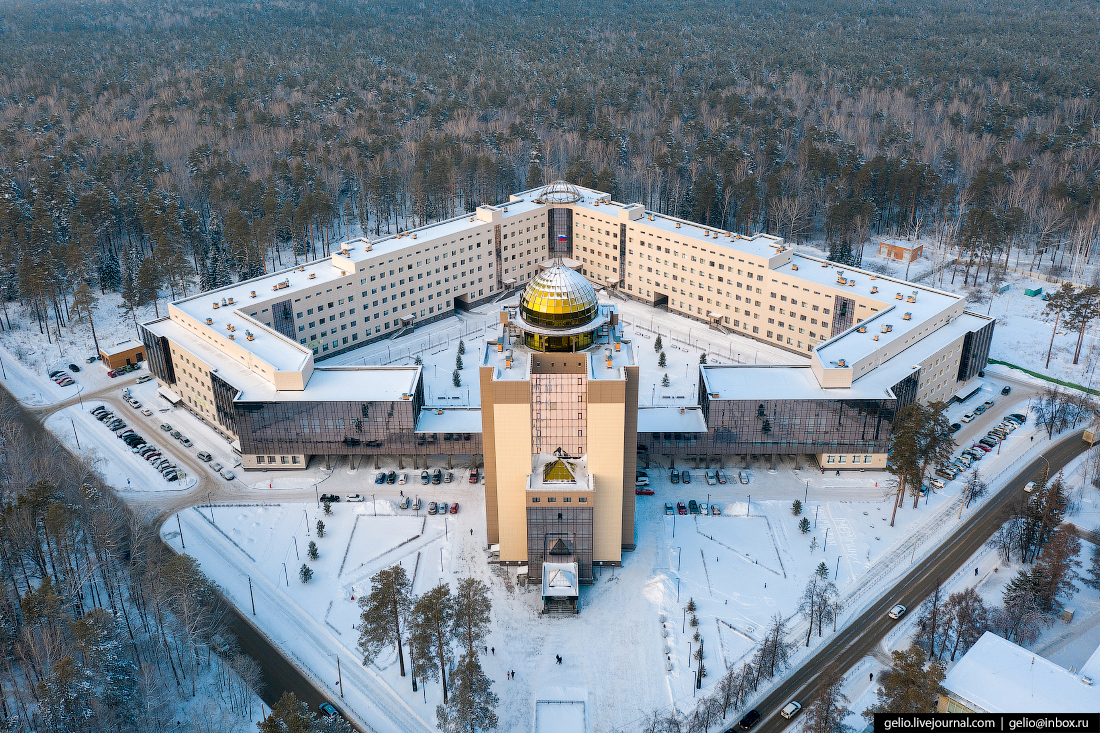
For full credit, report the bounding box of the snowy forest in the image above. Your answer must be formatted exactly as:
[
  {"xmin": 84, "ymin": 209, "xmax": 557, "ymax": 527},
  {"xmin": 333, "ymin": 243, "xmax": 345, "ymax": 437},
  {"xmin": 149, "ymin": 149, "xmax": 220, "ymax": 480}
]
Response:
[{"xmin": 0, "ymin": 0, "xmax": 1099, "ymax": 335}]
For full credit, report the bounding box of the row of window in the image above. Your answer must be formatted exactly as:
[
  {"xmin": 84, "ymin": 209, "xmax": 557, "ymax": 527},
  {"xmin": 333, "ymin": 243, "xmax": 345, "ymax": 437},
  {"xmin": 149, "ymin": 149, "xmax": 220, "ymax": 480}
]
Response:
[
  {"xmin": 530, "ymin": 496, "xmax": 589, "ymax": 503},
  {"xmin": 256, "ymin": 455, "xmax": 303, "ymax": 465},
  {"xmin": 825, "ymin": 454, "xmax": 875, "ymax": 464}
]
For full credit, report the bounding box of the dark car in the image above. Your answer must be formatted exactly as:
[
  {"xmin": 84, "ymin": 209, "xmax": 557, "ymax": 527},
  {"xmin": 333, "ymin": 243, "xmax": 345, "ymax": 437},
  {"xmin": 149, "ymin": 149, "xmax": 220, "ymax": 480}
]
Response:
[
  {"xmin": 1001, "ymin": 385, "xmax": 1011, "ymax": 395},
  {"xmin": 670, "ymin": 471, "xmax": 680, "ymax": 484},
  {"xmin": 716, "ymin": 470, "xmax": 727, "ymax": 484},
  {"xmin": 319, "ymin": 702, "xmax": 339, "ymax": 720},
  {"xmin": 688, "ymin": 499, "xmax": 700, "ymax": 514},
  {"xmin": 677, "ymin": 501, "xmax": 687, "ymax": 515},
  {"xmin": 950, "ymin": 422, "xmax": 962, "ymax": 433},
  {"xmin": 320, "ymin": 493, "xmax": 340, "ymax": 503},
  {"xmin": 738, "ymin": 709, "xmax": 762, "ymax": 730},
  {"xmin": 681, "ymin": 470, "xmax": 691, "ymax": 484},
  {"xmin": 68, "ymin": 363, "xmax": 81, "ymax": 372},
  {"xmin": 375, "ymin": 472, "xmax": 386, "ymax": 484},
  {"xmin": 386, "ymin": 471, "xmax": 397, "ymax": 484},
  {"xmin": 432, "ymin": 469, "xmax": 442, "ymax": 485},
  {"xmin": 1009, "ymin": 413, "xmax": 1027, "ymax": 423}
]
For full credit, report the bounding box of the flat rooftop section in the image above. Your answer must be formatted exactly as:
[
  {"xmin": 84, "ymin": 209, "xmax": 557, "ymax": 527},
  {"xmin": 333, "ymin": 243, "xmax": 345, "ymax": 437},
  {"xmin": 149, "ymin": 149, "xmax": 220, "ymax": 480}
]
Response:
[
  {"xmin": 637, "ymin": 407, "xmax": 708, "ymax": 433},
  {"xmin": 482, "ymin": 335, "xmax": 530, "ymax": 381},
  {"xmin": 415, "ymin": 408, "xmax": 482, "ymax": 434},
  {"xmin": 100, "ymin": 338, "xmax": 143, "ymax": 355},
  {"xmin": 534, "ymin": 687, "xmax": 589, "ymax": 733},
  {"xmin": 588, "ymin": 338, "xmax": 636, "ymax": 381},
  {"xmin": 701, "ymin": 364, "xmax": 895, "ymax": 401},
  {"xmin": 771, "ymin": 254, "xmax": 963, "ymax": 364},
  {"xmin": 143, "ymin": 317, "xmax": 271, "ymax": 396},
  {"xmin": 235, "ymin": 366, "xmax": 420, "ymax": 403},
  {"xmin": 943, "ymin": 632, "xmax": 1100, "ymax": 713}
]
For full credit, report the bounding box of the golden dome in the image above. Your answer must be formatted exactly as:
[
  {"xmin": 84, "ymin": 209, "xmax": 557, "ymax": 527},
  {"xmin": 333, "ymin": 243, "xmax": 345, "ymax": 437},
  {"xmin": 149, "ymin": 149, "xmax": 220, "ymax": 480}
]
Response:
[{"xmin": 520, "ymin": 264, "xmax": 599, "ymax": 330}]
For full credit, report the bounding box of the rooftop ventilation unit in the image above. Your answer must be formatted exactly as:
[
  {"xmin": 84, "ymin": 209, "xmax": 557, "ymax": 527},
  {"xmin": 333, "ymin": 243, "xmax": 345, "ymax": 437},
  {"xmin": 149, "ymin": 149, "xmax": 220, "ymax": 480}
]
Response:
[
  {"xmin": 906, "ymin": 291, "xmax": 917, "ymax": 303},
  {"xmin": 858, "ymin": 326, "xmax": 867, "ymax": 333},
  {"xmin": 821, "ymin": 261, "xmax": 829, "ymax": 267},
  {"xmin": 221, "ymin": 298, "xmax": 228, "ymax": 307},
  {"xmin": 675, "ymin": 222, "xmax": 681, "ymax": 228},
  {"xmin": 250, "ymin": 290, "xmax": 257, "ymax": 298},
  {"xmin": 205, "ymin": 317, "xmax": 213, "ymax": 325},
  {"xmin": 881, "ymin": 324, "xmax": 893, "ymax": 333},
  {"xmin": 848, "ymin": 280, "xmax": 856, "ymax": 287},
  {"xmin": 838, "ymin": 358, "xmax": 847, "ymax": 367},
  {"xmin": 903, "ymin": 312, "xmax": 913, "ymax": 320},
  {"xmin": 227, "ymin": 333, "xmax": 235, "ymax": 340},
  {"xmin": 870, "ymin": 286, "xmax": 878, "ymax": 293},
  {"xmin": 791, "ymin": 264, "xmax": 799, "ymax": 271},
  {"xmin": 212, "ymin": 302, "xmax": 219, "ymax": 309},
  {"xmin": 309, "ymin": 273, "xmax": 316, "ymax": 279},
  {"xmin": 227, "ymin": 297, "xmax": 234, "ymax": 304},
  {"xmin": 895, "ymin": 292, "xmax": 903, "ymax": 300},
  {"xmin": 873, "ymin": 335, "xmax": 879, "ymax": 341},
  {"xmin": 246, "ymin": 331, "xmax": 255, "ymax": 341}
]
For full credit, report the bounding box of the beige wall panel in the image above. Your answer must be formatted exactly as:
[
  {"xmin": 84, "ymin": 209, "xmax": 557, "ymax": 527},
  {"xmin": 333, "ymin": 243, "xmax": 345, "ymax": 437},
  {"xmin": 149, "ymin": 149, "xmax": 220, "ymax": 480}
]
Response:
[
  {"xmin": 587, "ymin": 400, "xmax": 625, "ymax": 563},
  {"xmin": 493, "ymin": 401, "xmax": 532, "ymax": 563}
]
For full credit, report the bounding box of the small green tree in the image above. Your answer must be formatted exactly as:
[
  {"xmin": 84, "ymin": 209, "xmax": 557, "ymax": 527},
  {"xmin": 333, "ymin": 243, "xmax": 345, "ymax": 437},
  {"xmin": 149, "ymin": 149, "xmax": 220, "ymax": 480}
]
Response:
[
  {"xmin": 658, "ymin": 351, "xmax": 667, "ymax": 368},
  {"xmin": 661, "ymin": 374, "xmax": 670, "ymax": 387},
  {"xmin": 299, "ymin": 564, "xmax": 313, "ymax": 583},
  {"xmin": 458, "ymin": 339, "xmax": 466, "ymax": 355},
  {"xmin": 699, "ymin": 352, "xmax": 708, "ymax": 364},
  {"xmin": 455, "ymin": 354, "xmax": 464, "ymax": 371},
  {"xmin": 414, "ymin": 355, "xmax": 423, "ymax": 366},
  {"xmin": 322, "ymin": 499, "xmax": 332, "ymax": 515},
  {"xmin": 316, "ymin": 520, "xmax": 325, "ymax": 537},
  {"xmin": 816, "ymin": 561, "xmax": 830, "ymax": 578},
  {"xmin": 799, "ymin": 517, "xmax": 811, "ymax": 534},
  {"xmin": 452, "ymin": 369, "xmax": 461, "ymax": 387},
  {"xmin": 863, "ymin": 645, "xmax": 945, "ymax": 718},
  {"xmin": 810, "ymin": 536, "xmax": 819, "ymax": 552},
  {"xmin": 686, "ymin": 597, "xmax": 697, "ymax": 614},
  {"xmin": 792, "ymin": 499, "xmax": 803, "ymax": 515},
  {"xmin": 308, "ymin": 541, "xmax": 319, "ymax": 560},
  {"xmin": 654, "ymin": 334, "xmax": 663, "ymax": 352}
]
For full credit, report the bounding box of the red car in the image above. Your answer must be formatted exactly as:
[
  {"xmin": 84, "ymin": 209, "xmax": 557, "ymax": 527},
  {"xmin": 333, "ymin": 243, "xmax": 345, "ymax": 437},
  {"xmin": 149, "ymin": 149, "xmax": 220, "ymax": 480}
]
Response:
[
  {"xmin": 449, "ymin": 502, "xmax": 459, "ymax": 514},
  {"xmin": 973, "ymin": 443, "xmax": 992, "ymax": 452},
  {"xmin": 108, "ymin": 370, "xmax": 118, "ymax": 378},
  {"xmin": 635, "ymin": 487, "xmax": 654, "ymax": 495},
  {"xmin": 677, "ymin": 501, "xmax": 687, "ymax": 515},
  {"xmin": 468, "ymin": 470, "xmax": 478, "ymax": 483}
]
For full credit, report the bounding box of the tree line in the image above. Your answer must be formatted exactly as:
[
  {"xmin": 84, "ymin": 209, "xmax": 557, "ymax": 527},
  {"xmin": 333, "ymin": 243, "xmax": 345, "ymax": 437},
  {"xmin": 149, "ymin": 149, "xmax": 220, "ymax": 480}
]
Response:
[{"xmin": 0, "ymin": 386, "xmax": 264, "ymax": 732}]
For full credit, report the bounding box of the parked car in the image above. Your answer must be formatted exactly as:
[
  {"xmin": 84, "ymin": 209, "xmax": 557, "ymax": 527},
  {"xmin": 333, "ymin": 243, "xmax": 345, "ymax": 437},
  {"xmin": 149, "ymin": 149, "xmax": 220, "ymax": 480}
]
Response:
[
  {"xmin": 449, "ymin": 502, "xmax": 458, "ymax": 514},
  {"xmin": 635, "ymin": 474, "xmax": 650, "ymax": 487},
  {"xmin": 972, "ymin": 443, "xmax": 991, "ymax": 452},
  {"xmin": 688, "ymin": 500, "xmax": 700, "ymax": 514},
  {"xmin": 136, "ymin": 374, "xmax": 154, "ymax": 383},
  {"xmin": 320, "ymin": 493, "xmax": 339, "ymax": 503},
  {"xmin": 1024, "ymin": 481, "xmax": 1037, "ymax": 493},
  {"xmin": 635, "ymin": 487, "xmax": 655, "ymax": 495},
  {"xmin": 179, "ymin": 437, "xmax": 193, "ymax": 448},
  {"xmin": 421, "ymin": 470, "xmax": 430, "ymax": 484},
  {"xmin": 375, "ymin": 472, "xmax": 386, "ymax": 484},
  {"xmin": 888, "ymin": 604, "xmax": 907, "ymax": 620},
  {"xmin": 1009, "ymin": 413, "xmax": 1027, "ymax": 423},
  {"xmin": 780, "ymin": 701, "xmax": 802, "ymax": 720},
  {"xmin": 439, "ymin": 502, "xmax": 449, "ymax": 514},
  {"xmin": 738, "ymin": 471, "xmax": 749, "ymax": 484},
  {"xmin": 140, "ymin": 408, "xmax": 152, "ymax": 416},
  {"xmin": 85, "ymin": 356, "xmax": 97, "ymax": 363},
  {"xmin": 1001, "ymin": 385, "xmax": 1012, "ymax": 395},
  {"xmin": 699, "ymin": 502, "xmax": 709, "ymax": 515},
  {"xmin": 107, "ymin": 370, "xmax": 117, "ymax": 378},
  {"xmin": 67, "ymin": 363, "xmax": 81, "ymax": 372},
  {"xmin": 432, "ymin": 469, "xmax": 442, "ymax": 484},
  {"xmin": 705, "ymin": 470, "xmax": 716, "ymax": 485},
  {"xmin": 716, "ymin": 470, "xmax": 727, "ymax": 485},
  {"xmin": 170, "ymin": 430, "xmax": 181, "ymax": 439},
  {"xmin": 677, "ymin": 502, "xmax": 687, "ymax": 515},
  {"xmin": 345, "ymin": 494, "xmax": 364, "ymax": 502},
  {"xmin": 929, "ymin": 478, "xmax": 946, "ymax": 490},
  {"xmin": 398, "ymin": 472, "xmax": 408, "ymax": 484},
  {"xmin": 48, "ymin": 370, "xmax": 65, "ymax": 378},
  {"xmin": 983, "ymin": 400, "xmax": 995, "ymax": 408},
  {"xmin": 961, "ymin": 413, "xmax": 975, "ymax": 423},
  {"xmin": 670, "ymin": 470, "xmax": 680, "ymax": 484},
  {"xmin": 386, "ymin": 471, "xmax": 397, "ymax": 484},
  {"xmin": 221, "ymin": 469, "xmax": 235, "ymax": 481},
  {"xmin": 738, "ymin": 710, "xmax": 762, "ymax": 731},
  {"xmin": 711, "ymin": 504, "xmax": 721, "ymax": 516},
  {"xmin": 411, "ymin": 498, "xmax": 421, "ymax": 511},
  {"xmin": 399, "ymin": 497, "xmax": 411, "ymax": 510},
  {"xmin": 427, "ymin": 502, "xmax": 438, "ymax": 515},
  {"xmin": 681, "ymin": 470, "xmax": 691, "ymax": 484},
  {"xmin": 318, "ymin": 702, "xmax": 339, "ymax": 720},
  {"xmin": 950, "ymin": 422, "xmax": 962, "ymax": 433},
  {"xmin": 469, "ymin": 470, "xmax": 479, "ymax": 483},
  {"xmin": 974, "ymin": 404, "xmax": 987, "ymax": 415},
  {"xmin": 444, "ymin": 471, "xmax": 453, "ymax": 483},
  {"xmin": 160, "ymin": 423, "xmax": 172, "ymax": 432},
  {"xmin": 665, "ymin": 503, "xmax": 674, "ymax": 515}
]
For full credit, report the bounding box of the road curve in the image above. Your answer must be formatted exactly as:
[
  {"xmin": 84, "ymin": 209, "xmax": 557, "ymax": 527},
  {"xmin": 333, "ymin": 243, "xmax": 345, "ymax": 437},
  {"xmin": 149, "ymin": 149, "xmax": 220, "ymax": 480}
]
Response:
[{"xmin": 743, "ymin": 429, "xmax": 1089, "ymax": 733}]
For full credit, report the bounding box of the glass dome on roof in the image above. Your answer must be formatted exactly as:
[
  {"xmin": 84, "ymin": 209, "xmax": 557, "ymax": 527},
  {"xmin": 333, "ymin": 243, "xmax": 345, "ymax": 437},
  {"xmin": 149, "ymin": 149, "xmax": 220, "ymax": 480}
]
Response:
[{"xmin": 519, "ymin": 263, "xmax": 599, "ymax": 330}]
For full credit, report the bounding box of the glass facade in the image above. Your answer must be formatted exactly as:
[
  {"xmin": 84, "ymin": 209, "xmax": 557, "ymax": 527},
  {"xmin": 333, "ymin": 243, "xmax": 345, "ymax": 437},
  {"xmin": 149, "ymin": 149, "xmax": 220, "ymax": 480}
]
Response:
[
  {"xmin": 958, "ymin": 320, "xmax": 994, "ymax": 383},
  {"xmin": 830, "ymin": 295, "xmax": 855, "ymax": 337},
  {"xmin": 531, "ymin": 374, "xmax": 587, "ymax": 456},
  {"xmin": 524, "ymin": 330, "xmax": 595, "ymax": 353},
  {"xmin": 139, "ymin": 323, "xmax": 175, "ymax": 384},
  {"xmin": 891, "ymin": 371, "xmax": 920, "ymax": 409},
  {"xmin": 520, "ymin": 267, "xmax": 599, "ymax": 329},
  {"xmin": 526, "ymin": 506, "xmax": 594, "ymax": 583}
]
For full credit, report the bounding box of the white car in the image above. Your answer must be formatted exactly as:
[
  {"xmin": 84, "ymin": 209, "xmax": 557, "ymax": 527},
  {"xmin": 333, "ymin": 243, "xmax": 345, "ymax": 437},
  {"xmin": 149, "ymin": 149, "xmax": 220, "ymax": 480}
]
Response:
[
  {"xmin": 635, "ymin": 475, "xmax": 650, "ymax": 487},
  {"xmin": 345, "ymin": 494, "xmax": 364, "ymax": 502},
  {"xmin": 929, "ymin": 478, "xmax": 946, "ymax": 490},
  {"xmin": 221, "ymin": 469, "xmax": 235, "ymax": 481},
  {"xmin": 1024, "ymin": 481, "xmax": 1036, "ymax": 493},
  {"xmin": 699, "ymin": 502, "xmax": 709, "ymax": 515},
  {"xmin": 888, "ymin": 604, "xmax": 907, "ymax": 620},
  {"xmin": 705, "ymin": 470, "xmax": 716, "ymax": 485},
  {"xmin": 960, "ymin": 413, "xmax": 975, "ymax": 423},
  {"xmin": 398, "ymin": 472, "xmax": 408, "ymax": 485},
  {"xmin": 780, "ymin": 701, "xmax": 802, "ymax": 720},
  {"xmin": 140, "ymin": 408, "xmax": 152, "ymax": 416}
]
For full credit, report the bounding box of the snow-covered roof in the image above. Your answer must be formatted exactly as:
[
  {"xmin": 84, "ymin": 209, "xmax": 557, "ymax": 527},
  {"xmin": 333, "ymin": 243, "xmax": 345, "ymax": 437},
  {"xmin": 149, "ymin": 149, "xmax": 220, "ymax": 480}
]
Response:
[
  {"xmin": 101, "ymin": 338, "xmax": 144, "ymax": 355},
  {"xmin": 415, "ymin": 408, "xmax": 482, "ymax": 434},
  {"xmin": 234, "ymin": 366, "xmax": 419, "ymax": 403},
  {"xmin": 1078, "ymin": 642, "xmax": 1100, "ymax": 683},
  {"xmin": 942, "ymin": 632, "xmax": 1100, "ymax": 713},
  {"xmin": 541, "ymin": 562, "xmax": 580, "ymax": 598},
  {"xmin": 700, "ymin": 365, "xmax": 894, "ymax": 401},
  {"xmin": 637, "ymin": 407, "xmax": 708, "ymax": 433}
]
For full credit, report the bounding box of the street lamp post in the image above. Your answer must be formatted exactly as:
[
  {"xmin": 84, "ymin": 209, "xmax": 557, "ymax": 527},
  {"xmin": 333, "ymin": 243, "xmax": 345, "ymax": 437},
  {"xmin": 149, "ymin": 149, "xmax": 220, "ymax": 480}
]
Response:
[{"xmin": 69, "ymin": 417, "xmax": 80, "ymax": 449}]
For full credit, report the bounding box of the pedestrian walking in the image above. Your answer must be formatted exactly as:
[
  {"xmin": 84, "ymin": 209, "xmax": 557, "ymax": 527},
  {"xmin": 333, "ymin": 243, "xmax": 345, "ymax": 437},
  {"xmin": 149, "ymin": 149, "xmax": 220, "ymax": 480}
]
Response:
[
  {"xmin": 491, "ymin": 646, "xmax": 495, "ymax": 655},
  {"xmin": 975, "ymin": 568, "xmax": 979, "ymax": 576},
  {"xmin": 870, "ymin": 672, "xmax": 874, "ymax": 682}
]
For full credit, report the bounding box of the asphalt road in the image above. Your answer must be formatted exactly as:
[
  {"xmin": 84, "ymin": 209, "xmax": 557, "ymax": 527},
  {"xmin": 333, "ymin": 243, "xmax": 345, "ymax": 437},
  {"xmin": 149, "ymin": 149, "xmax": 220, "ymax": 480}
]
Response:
[{"xmin": 740, "ymin": 428, "xmax": 1090, "ymax": 733}]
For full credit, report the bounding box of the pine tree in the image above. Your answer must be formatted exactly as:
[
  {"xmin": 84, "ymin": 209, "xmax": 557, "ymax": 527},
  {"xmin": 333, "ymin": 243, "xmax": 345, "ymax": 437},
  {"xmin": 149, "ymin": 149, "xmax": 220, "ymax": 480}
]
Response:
[
  {"xmin": 816, "ymin": 561, "xmax": 829, "ymax": 578},
  {"xmin": 436, "ymin": 653, "xmax": 499, "ymax": 733},
  {"xmin": 661, "ymin": 374, "xmax": 670, "ymax": 387},
  {"xmin": 1032, "ymin": 525, "xmax": 1081, "ymax": 612},
  {"xmin": 300, "ymin": 564, "xmax": 313, "ymax": 582},
  {"xmin": 358, "ymin": 565, "xmax": 413, "ymax": 677},
  {"xmin": 792, "ymin": 499, "xmax": 803, "ymax": 515},
  {"xmin": 863, "ymin": 645, "xmax": 945, "ymax": 718},
  {"xmin": 658, "ymin": 351, "xmax": 667, "ymax": 368},
  {"xmin": 410, "ymin": 583, "xmax": 456, "ymax": 703},
  {"xmin": 799, "ymin": 517, "xmax": 811, "ymax": 534},
  {"xmin": 699, "ymin": 353, "xmax": 707, "ymax": 364},
  {"xmin": 316, "ymin": 520, "xmax": 325, "ymax": 537},
  {"xmin": 654, "ymin": 334, "xmax": 663, "ymax": 352},
  {"xmin": 414, "ymin": 355, "xmax": 423, "ymax": 365},
  {"xmin": 803, "ymin": 665, "xmax": 852, "ymax": 733},
  {"xmin": 308, "ymin": 541, "xmax": 319, "ymax": 560},
  {"xmin": 322, "ymin": 499, "xmax": 332, "ymax": 515},
  {"xmin": 452, "ymin": 577, "xmax": 491, "ymax": 658},
  {"xmin": 259, "ymin": 691, "xmax": 314, "ymax": 733},
  {"xmin": 453, "ymin": 369, "xmax": 461, "ymax": 387},
  {"xmin": 458, "ymin": 339, "xmax": 466, "ymax": 355},
  {"xmin": 1083, "ymin": 536, "xmax": 1100, "ymax": 591}
]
